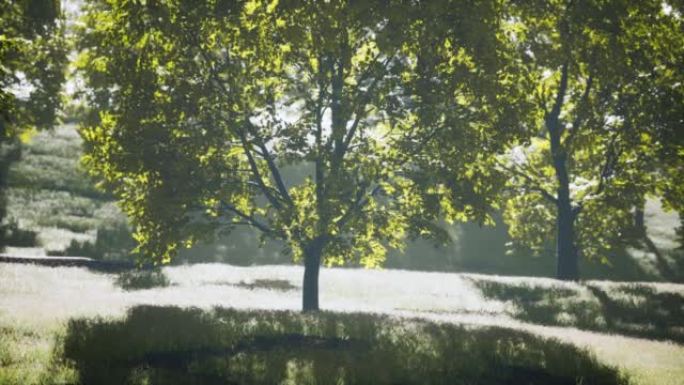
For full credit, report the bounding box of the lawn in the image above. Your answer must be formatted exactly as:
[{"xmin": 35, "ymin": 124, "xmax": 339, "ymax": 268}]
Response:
[{"xmin": 1, "ymin": 263, "xmax": 682, "ymax": 385}]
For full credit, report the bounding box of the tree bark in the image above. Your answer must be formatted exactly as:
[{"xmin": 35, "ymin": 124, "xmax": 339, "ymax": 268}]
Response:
[
  {"xmin": 547, "ymin": 62, "xmax": 579, "ymax": 280},
  {"xmin": 555, "ymin": 187, "xmax": 579, "ymax": 280},
  {"xmin": 302, "ymin": 237, "xmax": 326, "ymax": 312}
]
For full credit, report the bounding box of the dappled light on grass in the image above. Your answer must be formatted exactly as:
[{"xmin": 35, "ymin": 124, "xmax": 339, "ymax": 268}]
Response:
[
  {"xmin": 61, "ymin": 306, "xmax": 627, "ymax": 385},
  {"xmin": 3, "ymin": 263, "xmax": 684, "ymax": 385},
  {"xmin": 473, "ymin": 278, "xmax": 684, "ymax": 343}
]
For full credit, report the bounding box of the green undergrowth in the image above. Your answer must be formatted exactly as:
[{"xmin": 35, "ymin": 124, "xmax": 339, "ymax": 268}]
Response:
[{"xmin": 61, "ymin": 306, "xmax": 628, "ymax": 385}]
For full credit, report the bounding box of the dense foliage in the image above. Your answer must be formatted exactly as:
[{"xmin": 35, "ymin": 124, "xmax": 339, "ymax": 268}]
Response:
[
  {"xmin": 76, "ymin": 0, "xmax": 519, "ymax": 309},
  {"xmin": 0, "ymin": 0, "xmax": 66, "ymax": 139},
  {"xmin": 76, "ymin": 0, "xmax": 683, "ymax": 299},
  {"xmin": 496, "ymin": 0, "xmax": 683, "ymax": 278},
  {"xmin": 0, "ymin": 0, "xmax": 67, "ymax": 248}
]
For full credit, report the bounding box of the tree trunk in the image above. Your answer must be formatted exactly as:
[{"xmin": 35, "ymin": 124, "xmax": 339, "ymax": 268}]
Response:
[
  {"xmin": 549, "ymin": 115, "xmax": 579, "ymax": 280},
  {"xmin": 302, "ymin": 238, "xmax": 326, "ymax": 312},
  {"xmin": 546, "ymin": 62, "xmax": 579, "ymax": 280},
  {"xmin": 0, "ymin": 142, "xmax": 20, "ymax": 249},
  {"xmin": 556, "ymin": 190, "xmax": 579, "ymax": 280}
]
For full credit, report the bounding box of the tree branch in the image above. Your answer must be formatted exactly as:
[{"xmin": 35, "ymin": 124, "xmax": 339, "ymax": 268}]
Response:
[
  {"xmin": 219, "ymin": 201, "xmax": 283, "ymax": 238},
  {"xmin": 495, "ymin": 159, "xmax": 558, "ymax": 205},
  {"xmin": 340, "ymin": 57, "xmax": 393, "ymax": 160},
  {"xmin": 546, "ymin": 61, "xmax": 569, "ymax": 129},
  {"xmin": 244, "ymin": 119, "xmax": 293, "ymax": 206},
  {"xmin": 564, "ymin": 74, "xmax": 593, "ymax": 149},
  {"xmin": 335, "ymin": 184, "xmax": 382, "ymax": 229},
  {"xmin": 236, "ymin": 127, "xmax": 284, "ymax": 210}
]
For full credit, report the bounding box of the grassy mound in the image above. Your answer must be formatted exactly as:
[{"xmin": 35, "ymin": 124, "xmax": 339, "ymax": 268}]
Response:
[{"xmin": 61, "ymin": 306, "xmax": 627, "ymax": 385}]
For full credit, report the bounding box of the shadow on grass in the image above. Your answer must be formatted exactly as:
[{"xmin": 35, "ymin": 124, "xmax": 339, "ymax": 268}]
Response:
[
  {"xmin": 59, "ymin": 306, "xmax": 627, "ymax": 385},
  {"xmin": 114, "ymin": 269, "xmax": 170, "ymax": 291},
  {"xmin": 474, "ymin": 279, "xmax": 684, "ymax": 343},
  {"xmin": 234, "ymin": 279, "xmax": 298, "ymax": 292}
]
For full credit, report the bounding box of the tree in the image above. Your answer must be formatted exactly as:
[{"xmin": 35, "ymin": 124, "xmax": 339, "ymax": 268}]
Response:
[
  {"xmin": 497, "ymin": 0, "xmax": 683, "ymax": 280},
  {"xmin": 76, "ymin": 0, "xmax": 512, "ymax": 310},
  {"xmin": 0, "ymin": 0, "xmax": 67, "ymax": 246}
]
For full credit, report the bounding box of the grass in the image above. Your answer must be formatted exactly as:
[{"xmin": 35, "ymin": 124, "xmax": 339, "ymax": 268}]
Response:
[
  {"xmin": 1, "ymin": 263, "xmax": 684, "ymax": 385},
  {"xmin": 0, "ymin": 317, "xmax": 75, "ymax": 385},
  {"xmin": 473, "ymin": 278, "xmax": 684, "ymax": 343},
  {"xmin": 234, "ymin": 278, "xmax": 299, "ymax": 291},
  {"xmin": 115, "ymin": 269, "xmax": 171, "ymax": 291},
  {"xmin": 61, "ymin": 306, "xmax": 627, "ymax": 385}
]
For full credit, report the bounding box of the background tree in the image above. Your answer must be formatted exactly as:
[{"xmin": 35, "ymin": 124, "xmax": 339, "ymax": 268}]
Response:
[
  {"xmin": 76, "ymin": 0, "xmax": 511, "ymax": 310},
  {"xmin": 0, "ymin": 0, "xmax": 67, "ymax": 247},
  {"xmin": 498, "ymin": 0, "xmax": 683, "ymax": 280}
]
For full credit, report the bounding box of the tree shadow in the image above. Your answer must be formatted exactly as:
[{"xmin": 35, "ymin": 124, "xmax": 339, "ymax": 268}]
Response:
[
  {"xmin": 474, "ymin": 279, "xmax": 684, "ymax": 343},
  {"xmin": 58, "ymin": 306, "xmax": 626, "ymax": 385}
]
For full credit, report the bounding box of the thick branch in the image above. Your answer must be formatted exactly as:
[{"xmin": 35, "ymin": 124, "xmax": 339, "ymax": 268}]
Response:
[
  {"xmin": 546, "ymin": 62, "xmax": 569, "ymax": 128},
  {"xmin": 339, "ymin": 57, "xmax": 394, "ymax": 162}
]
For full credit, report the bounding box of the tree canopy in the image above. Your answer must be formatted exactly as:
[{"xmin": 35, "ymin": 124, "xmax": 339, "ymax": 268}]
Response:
[
  {"xmin": 496, "ymin": 0, "xmax": 683, "ymax": 278},
  {"xmin": 76, "ymin": 0, "xmax": 519, "ymax": 310},
  {"xmin": 0, "ymin": 0, "xmax": 66, "ymax": 139},
  {"xmin": 75, "ymin": 0, "xmax": 684, "ymax": 304}
]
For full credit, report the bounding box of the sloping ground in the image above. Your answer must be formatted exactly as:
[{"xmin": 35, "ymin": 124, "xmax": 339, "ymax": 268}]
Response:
[
  {"xmin": 4, "ymin": 124, "xmax": 125, "ymax": 253},
  {"xmin": 1, "ymin": 263, "xmax": 682, "ymax": 385}
]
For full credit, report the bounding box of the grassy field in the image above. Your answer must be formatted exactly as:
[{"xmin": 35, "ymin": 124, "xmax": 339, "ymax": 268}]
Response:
[
  {"xmin": 2, "ymin": 126, "xmax": 682, "ymax": 384},
  {"xmin": 1, "ymin": 262, "xmax": 682, "ymax": 384}
]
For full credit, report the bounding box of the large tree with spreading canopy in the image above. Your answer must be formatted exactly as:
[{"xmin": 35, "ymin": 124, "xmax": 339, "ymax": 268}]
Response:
[{"xmin": 76, "ymin": 0, "xmax": 520, "ymax": 310}]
